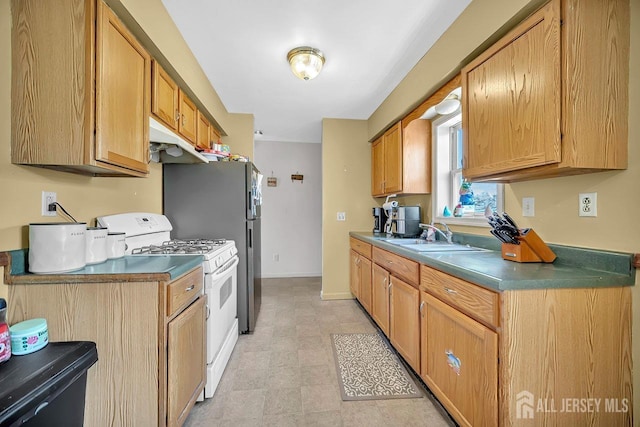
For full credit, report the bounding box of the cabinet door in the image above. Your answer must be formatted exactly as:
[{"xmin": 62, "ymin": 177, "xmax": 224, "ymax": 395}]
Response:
[
  {"xmin": 371, "ymin": 137, "xmax": 385, "ymax": 196},
  {"xmin": 383, "ymin": 122, "xmax": 403, "ymax": 194},
  {"xmin": 422, "ymin": 293, "xmax": 498, "ymax": 427},
  {"xmin": 462, "ymin": 0, "xmax": 560, "ymax": 180},
  {"xmin": 371, "ymin": 263, "xmax": 390, "ymax": 336},
  {"xmin": 389, "ymin": 275, "xmax": 420, "ymax": 372},
  {"xmin": 210, "ymin": 126, "xmax": 221, "ymax": 146},
  {"xmin": 167, "ymin": 295, "xmax": 206, "ymax": 427},
  {"xmin": 178, "ymin": 90, "xmax": 198, "ymax": 144},
  {"xmin": 152, "ymin": 60, "xmax": 179, "ymax": 131},
  {"xmin": 349, "ymin": 250, "xmax": 360, "ymax": 299},
  {"xmin": 196, "ymin": 111, "xmax": 211, "ymax": 150},
  {"xmin": 359, "ymin": 257, "xmax": 372, "ymax": 314},
  {"xmin": 95, "ymin": 0, "xmax": 150, "ymax": 174}
]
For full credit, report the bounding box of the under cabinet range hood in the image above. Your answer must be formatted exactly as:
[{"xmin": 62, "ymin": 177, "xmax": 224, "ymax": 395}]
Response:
[{"xmin": 149, "ymin": 117, "xmax": 208, "ymax": 164}]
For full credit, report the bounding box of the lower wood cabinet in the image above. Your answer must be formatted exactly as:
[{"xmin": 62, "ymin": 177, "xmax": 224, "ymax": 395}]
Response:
[
  {"xmin": 8, "ymin": 266, "xmax": 206, "ymax": 427},
  {"xmin": 167, "ymin": 295, "xmax": 206, "ymax": 427},
  {"xmin": 350, "ymin": 249, "xmax": 372, "ymax": 312},
  {"xmin": 389, "ymin": 275, "xmax": 420, "ymax": 372},
  {"xmin": 349, "ymin": 250, "xmax": 360, "ymax": 300},
  {"xmin": 348, "ymin": 236, "xmax": 631, "ymax": 426},
  {"xmin": 421, "ymin": 292, "xmax": 498, "ymax": 427},
  {"xmin": 371, "ymin": 263, "xmax": 390, "ymax": 336},
  {"xmin": 349, "ymin": 238, "xmax": 373, "ymax": 312}
]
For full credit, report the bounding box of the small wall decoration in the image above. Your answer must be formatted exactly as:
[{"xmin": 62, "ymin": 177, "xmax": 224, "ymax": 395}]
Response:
[
  {"xmin": 291, "ymin": 173, "xmax": 304, "ymax": 183},
  {"xmin": 267, "ymin": 177, "xmax": 277, "ymax": 187}
]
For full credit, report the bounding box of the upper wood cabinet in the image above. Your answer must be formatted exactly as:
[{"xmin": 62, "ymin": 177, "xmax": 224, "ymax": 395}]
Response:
[
  {"xmin": 178, "ymin": 90, "xmax": 198, "ymax": 145},
  {"xmin": 196, "ymin": 111, "xmax": 212, "ymax": 150},
  {"xmin": 462, "ymin": 0, "xmax": 629, "ymax": 182},
  {"xmin": 11, "ymin": 0, "xmax": 150, "ymax": 177},
  {"xmin": 371, "ymin": 123, "xmax": 402, "ymax": 196},
  {"xmin": 371, "ymin": 75, "xmax": 460, "ymax": 197},
  {"xmin": 210, "ymin": 125, "xmax": 221, "ymax": 147},
  {"xmin": 371, "ymin": 120, "xmax": 432, "ymax": 197},
  {"xmin": 152, "ymin": 60, "xmax": 180, "ymax": 131}
]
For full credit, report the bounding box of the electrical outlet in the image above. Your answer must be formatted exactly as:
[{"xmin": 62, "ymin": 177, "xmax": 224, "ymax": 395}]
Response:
[
  {"xmin": 337, "ymin": 212, "xmax": 346, "ymax": 221},
  {"xmin": 41, "ymin": 191, "xmax": 57, "ymax": 217},
  {"xmin": 273, "ymin": 253, "xmax": 279, "ymax": 262},
  {"xmin": 522, "ymin": 197, "xmax": 535, "ymax": 217},
  {"xmin": 579, "ymin": 193, "xmax": 597, "ymax": 217}
]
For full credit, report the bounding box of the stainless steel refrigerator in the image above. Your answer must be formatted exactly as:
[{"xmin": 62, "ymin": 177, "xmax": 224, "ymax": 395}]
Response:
[{"xmin": 163, "ymin": 161, "xmax": 262, "ymax": 333}]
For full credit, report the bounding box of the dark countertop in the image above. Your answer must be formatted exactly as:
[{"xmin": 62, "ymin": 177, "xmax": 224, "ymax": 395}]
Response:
[
  {"xmin": 350, "ymin": 232, "xmax": 635, "ymax": 292},
  {"xmin": 2, "ymin": 249, "xmax": 203, "ymax": 284}
]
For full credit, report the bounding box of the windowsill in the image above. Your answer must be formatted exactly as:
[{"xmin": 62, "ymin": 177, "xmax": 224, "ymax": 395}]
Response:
[{"xmin": 432, "ymin": 216, "xmax": 491, "ymax": 228}]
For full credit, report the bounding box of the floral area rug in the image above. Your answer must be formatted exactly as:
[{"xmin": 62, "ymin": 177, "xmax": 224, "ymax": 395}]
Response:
[{"xmin": 331, "ymin": 333, "xmax": 423, "ymax": 401}]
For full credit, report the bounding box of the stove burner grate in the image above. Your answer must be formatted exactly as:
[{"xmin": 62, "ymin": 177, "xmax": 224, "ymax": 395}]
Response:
[{"xmin": 131, "ymin": 238, "xmax": 228, "ymax": 255}]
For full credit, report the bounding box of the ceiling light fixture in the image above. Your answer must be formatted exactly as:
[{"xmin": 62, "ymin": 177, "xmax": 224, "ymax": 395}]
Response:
[{"xmin": 287, "ymin": 46, "xmax": 325, "ymax": 81}]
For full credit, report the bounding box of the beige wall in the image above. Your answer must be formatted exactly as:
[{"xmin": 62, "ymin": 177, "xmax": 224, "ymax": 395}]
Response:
[{"xmin": 321, "ymin": 119, "xmax": 375, "ymax": 299}]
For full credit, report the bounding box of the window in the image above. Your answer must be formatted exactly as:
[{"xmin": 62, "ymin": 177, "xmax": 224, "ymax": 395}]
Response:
[{"xmin": 431, "ymin": 111, "xmax": 503, "ymax": 226}]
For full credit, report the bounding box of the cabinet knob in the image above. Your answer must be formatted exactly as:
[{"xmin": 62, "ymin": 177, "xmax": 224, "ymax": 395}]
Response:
[
  {"xmin": 175, "ymin": 110, "xmax": 180, "ymax": 123},
  {"xmin": 419, "ymin": 300, "xmax": 426, "ymax": 316},
  {"xmin": 444, "ymin": 287, "xmax": 457, "ymax": 295},
  {"xmin": 182, "ymin": 114, "xmax": 186, "ymax": 126},
  {"xmin": 185, "ymin": 284, "xmax": 195, "ymax": 292}
]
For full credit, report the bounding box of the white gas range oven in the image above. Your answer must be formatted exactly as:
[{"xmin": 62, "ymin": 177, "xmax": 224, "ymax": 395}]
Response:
[{"xmin": 97, "ymin": 212, "xmax": 238, "ymax": 399}]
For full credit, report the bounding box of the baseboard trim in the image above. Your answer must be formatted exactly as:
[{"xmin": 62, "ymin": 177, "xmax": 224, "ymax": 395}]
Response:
[
  {"xmin": 321, "ymin": 291, "xmax": 354, "ymax": 300},
  {"xmin": 262, "ymin": 273, "xmax": 322, "ymax": 279}
]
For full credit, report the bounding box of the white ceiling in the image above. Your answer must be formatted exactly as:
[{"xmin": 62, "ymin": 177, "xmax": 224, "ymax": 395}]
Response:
[{"xmin": 161, "ymin": 0, "xmax": 472, "ymax": 143}]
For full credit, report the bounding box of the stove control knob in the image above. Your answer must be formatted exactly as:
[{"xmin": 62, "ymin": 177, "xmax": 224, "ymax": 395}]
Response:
[
  {"xmin": 215, "ymin": 259, "xmax": 221, "ymax": 268},
  {"xmin": 229, "ymin": 249, "xmax": 234, "ymax": 257}
]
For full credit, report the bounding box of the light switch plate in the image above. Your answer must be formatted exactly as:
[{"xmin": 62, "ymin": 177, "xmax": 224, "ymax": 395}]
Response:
[
  {"xmin": 522, "ymin": 197, "xmax": 535, "ymax": 217},
  {"xmin": 337, "ymin": 212, "xmax": 346, "ymax": 221}
]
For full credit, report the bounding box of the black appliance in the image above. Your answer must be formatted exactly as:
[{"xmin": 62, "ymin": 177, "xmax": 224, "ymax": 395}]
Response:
[
  {"xmin": 373, "ymin": 207, "xmax": 387, "ymax": 233},
  {"xmin": 391, "ymin": 206, "xmax": 421, "ymax": 237},
  {"xmin": 163, "ymin": 161, "xmax": 262, "ymax": 333}
]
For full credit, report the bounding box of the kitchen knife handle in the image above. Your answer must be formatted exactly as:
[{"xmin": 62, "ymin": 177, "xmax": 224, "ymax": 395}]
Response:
[{"xmin": 502, "ymin": 212, "xmax": 520, "ymax": 233}]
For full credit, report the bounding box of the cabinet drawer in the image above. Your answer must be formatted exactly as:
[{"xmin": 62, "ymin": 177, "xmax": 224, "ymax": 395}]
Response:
[
  {"xmin": 373, "ymin": 247, "xmax": 419, "ymax": 286},
  {"xmin": 420, "ymin": 266, "xmax": 499, "ymax": 328},
  {"xmin": 349, "ymin": 237, "xmax": 372, "ymax": 258},
  {"xmin": 167, "ymin": 267, "xmax": 203, "ymax": 317}
]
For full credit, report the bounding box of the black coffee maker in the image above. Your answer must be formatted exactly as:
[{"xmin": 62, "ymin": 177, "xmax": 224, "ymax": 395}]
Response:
[{"xmin": 372, "ymin": 207, "xmax": 387, "ymax": 233}]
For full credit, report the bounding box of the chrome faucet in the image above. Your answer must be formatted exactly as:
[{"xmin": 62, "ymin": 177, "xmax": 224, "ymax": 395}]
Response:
[{"xmin": 419, "ymin": 222, "xmax": 453, "ymax": 244}]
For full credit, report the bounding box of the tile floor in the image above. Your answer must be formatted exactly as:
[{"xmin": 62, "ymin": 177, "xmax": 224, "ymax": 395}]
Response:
[{"xmin": 184, "ymin": 277, "xmax": 455, "ymax": 427}]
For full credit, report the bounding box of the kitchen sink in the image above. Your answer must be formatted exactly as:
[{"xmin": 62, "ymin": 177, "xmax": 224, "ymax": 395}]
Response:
[
  {"xmin": 384, "ymin": 239, "xmax": 486, "ymax": 252},
  {"xmin": 404, "ymin": 244, "xmax": 486, "ymax": 252},
  {"xmin": 383, "ymin": 239, "xmax": 429, "ymax": 245}
]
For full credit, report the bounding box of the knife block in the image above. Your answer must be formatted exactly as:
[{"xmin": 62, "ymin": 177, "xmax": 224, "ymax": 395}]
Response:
[{"xmin": 501, "ymin": 229, "xmax": 556, "ymax": 263}]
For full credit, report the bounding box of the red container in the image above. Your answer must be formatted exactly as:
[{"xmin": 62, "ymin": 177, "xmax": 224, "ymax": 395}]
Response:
[{"xmin": 0, "ymin": 298, "xmax": 11, "ymax": 363}]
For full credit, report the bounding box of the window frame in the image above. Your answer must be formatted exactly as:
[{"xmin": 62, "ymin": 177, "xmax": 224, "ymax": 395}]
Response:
[{"xmin": 431, "ymin": 111, "xmax": 503, "ymax": 227}]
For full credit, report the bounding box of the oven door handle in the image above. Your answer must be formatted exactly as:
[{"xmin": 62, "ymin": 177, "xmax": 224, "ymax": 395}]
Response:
[{"xmin": 209, "ymin": 256, "xmax": 239, "ymax": 281}]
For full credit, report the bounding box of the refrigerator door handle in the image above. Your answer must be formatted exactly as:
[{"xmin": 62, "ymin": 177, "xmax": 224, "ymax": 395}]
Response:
[{"xmin": 248, "ymin": 227, "xmax": 252, "ymax": 248}]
